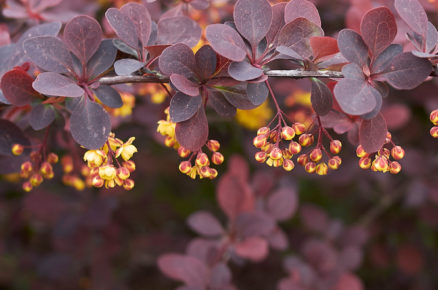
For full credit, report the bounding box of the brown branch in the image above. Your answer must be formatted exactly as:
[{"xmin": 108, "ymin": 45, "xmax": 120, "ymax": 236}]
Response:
[{"xmin": 99, "ymin": 75, "xmax": 169, "ymax": 85}]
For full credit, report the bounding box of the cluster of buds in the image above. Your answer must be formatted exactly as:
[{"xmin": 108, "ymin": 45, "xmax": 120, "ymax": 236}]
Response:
[
  {"xmin": 157, "ymin": 107, "xmax": 179, "ymax": 149},
  {"xmin": 296, "ymin": 138, "xmax": 342, "ymax": 176},
  {"xmin": 431, "ymin": 109, "xmax": 438, "ymax": 138},
  {"xmin": 83, "ymin": 133, "xmax": 137, "ymax": 190},
  {"xmin": 357, "ymin": 133, "xmax": 404, "ymax": 174},
  {"xmin": 178, "ymin": 140, "xmax": 224, "ymax": 179},
  {"xmin": 60, "ymin": 155, "xmax": 86, "ymax": 191},
  {"xmin": 14, "ymin": 147, "xmax": 58, "ymax": 192}
]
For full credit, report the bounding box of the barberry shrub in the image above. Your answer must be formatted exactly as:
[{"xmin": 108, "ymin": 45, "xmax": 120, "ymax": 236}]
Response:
[{"xmin": 1, "ymin": 0, "xmax": 438, "ymax": 289}]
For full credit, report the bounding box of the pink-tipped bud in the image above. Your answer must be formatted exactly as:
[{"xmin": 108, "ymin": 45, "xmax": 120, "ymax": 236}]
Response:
[
  {"xmin": 206, "ymin": 140, "xmax": 220, "ymax": 152},
  {"xmin": 178, "ymin": 146, "xmax": 191, "ymax": 158},
  {"xmin": 92, "ymin": 175, "xmax": 104, "ymax": 188},
  {"xmin": 164, "ymin": 136, "xmax": 176, "ymax": 147},
  {"xmin": 269, "ymin": 147, "xmax": 283, "ymax": 160},
  {"xmin": 309, "ymin": 148, "xmax": 322, "ymax": 162},
  {"xmin": 195, "ymin": 152, "xmax": 209, "ymax": 167},
  {"xmin": 255, "ymin": 151, "xmax": 268, "ymax": 163},
  {"xmin": 21, "ymin": 161, "xmax": 33, "ymax": 173},
  {"xmin": 431, "ymin": 109, "xmax": 438, "ymax": 126},
  {"xmin": 330, "ymin": 140, "xmax": 342, "ymax": 154},
  {"xmin": 208, "ymin": 168, "xmax": 218, "ymax": 179},
  {"xmin": 316, "ymin": 162, "xmax": 328, "ymax": 176},
  {"xmin": 282, "ymin": 149, "xmax": 292, "ymax": 160},
  {"xmin": 374, "ymin": 156, "xmax": 389, "ymax": 172},
  {"xmin": 356, "ymin": 145, "xmax": 368, "ymax": 158},
  {"xmin": 298, "ymin": 134, "xmax": 314, "ymax": 147},
  {"xmin": 389, "ymin": 161, "xmax": 402, "ymax": 174},
  {"xmin": 40, "ymin": 162, "xmax": 53, "ymax": 176},
  {"xmin": 391, "ymin": 146, "xmax": 405, "ymax": 160},
  {"xmin": 30, "ymin": 173, "xmax": 43, "ymax": 187},
  {"xmin": 269, "ymin": 131, "xmax": 279, "ymax": 143},
  {"xmin": 359, "ymin": 157, "xmax": 371, "ymax": 169},
  {"xmin": 297, "ymin": 154, "xmax": 309, "ymax": 166},
  {"xmin": 22, "ymin": 181, "xmax": 33, "ymax": 192},
  {"xmin": 283, "ymin": 159, "xmax": 295, "ymax": 171},
  {"xmin": 385, "ymin": 132, "xmax": 392, "ymax": 144},
  {"xmin": 212, "ymin": 152, "xmax": 224, "ymax": 165},
  {"xmin": 199, "ymin": 166, "xmax": 211, "ymax": 178},
  {"xmin": 81, "ymin": 165, "xmax": 91, "ymax": 177},
  {"xmin": 328, "ymin": 157, "xmax": 340, "ymax": 170},
  {"xmin": 281, "ymin": 126, "xmax": 295, "ymax": 141},
  {"xmin": 61, "ymin": 155, "xmax": 74, "ymax": 173},
  {"xmin": 430, "ymin": 126, "xmax": 438, "ymax": 138},
  {"xmin": 123, "ymin": 160, "xmax": 136, "ymax": 172},
  {"xmin": 292, "ymin": 122, "xmax": 306, "ymax": 135},
  {"xmin": 253, "ymin": 135, "xmax": 267, "ymax": 148},
  {"xmin": 117, "ymin": 167, "xmax": 130, "ymax": 180},
  {"xmin": 47, "ymin": 153, "xmax": 59, "ymax": 164},
  {"xmin": 179, "ymin": 161, "xmax": 192, "ymax": 174},
  {"xmin": 123, "ymin": 179, "xmax": 135, "ymax": 190},
  {"xmin": 257, "ymin": 127, "xmax": 270, "ymax": 136},
  {"xmin": 11, "ymin": 144, "xmax": 24, "ymax": 156},
  {"xmin": 378, "ymin": 148, "xmax": 390, "ymax": 159},
  {"xmin": 288, "ymin": 141, "xmax": 302, "ymax": 155},
  {"xmin": 305, "ymin": 162, "xmax": 317, "ymax": 173}
]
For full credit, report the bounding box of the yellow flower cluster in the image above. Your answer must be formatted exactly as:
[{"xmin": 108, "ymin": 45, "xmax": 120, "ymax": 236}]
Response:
[
  {"xmin": 431, "ymin": 109, "xmax": 438, "ymax": 138},
  {"xmin": 83, "ymin": 133, "xmax": 137, "ymax": 190},
  {"xmin": 157, "ymin": 107, "xmax": 180, "ymax": 149},
  {"xmin": 236, "ymin": 99, "xmax": 273, "ymax": 131}
]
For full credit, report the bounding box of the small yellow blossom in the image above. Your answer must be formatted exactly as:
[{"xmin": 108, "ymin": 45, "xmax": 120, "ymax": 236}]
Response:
[
  {"xmin": 99, "ymin": 165, "xmax": 117, "ymax": 181},
  {"xmin": 83, "ymin": 150, "xmax": 106, "ymax": 168},
  {"xmin": 115, "ymin": 137, "xmax": 138, "ymax": 161}
]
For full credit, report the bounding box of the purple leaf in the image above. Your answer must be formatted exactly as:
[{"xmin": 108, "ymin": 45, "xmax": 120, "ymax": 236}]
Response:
[
  {"xmin": 63, "ymin": 15, "xmax": 103, "ymax": 64},
  {"xmin": 87, "ymin": 39, "xmax": 117, "ymax": 79},
  {"xmin": 0, "ymin": 119, "xmax": 31, "ymax": 156},
  {"xmin": 170, "ymin": 74, "xmax": 200, "ymax": 97},
  {"xmin": 112, "ymin": 39, "xmax": 138, "ymax": 57},
  {"xmin": 175, "ymin": 106, "xmax": 208, "ymax": 151},
  {"xmin": 234, "ymin": 237, "xmax": 268, "ymax": 262},
  {"xmin": 33, "ymin": 72, "xmax": 84, "ymax": 97},
  {"xmin": 190, "ymin": 0, "xmax": 210, "ymax": 10},
  {"xmin": 359, "ymin": 113, "xmax": 387, "ymax": 153},
  {"xmin": 187, "ymin": 211, "xmax": 225, "ymax": 237},
  {"xmin": 371, "ymin": 44, "xmax": 403, "ymax": 74},
  {"xmin": 426, "ymin": 22, "xmax": 437, "ymax": 53},
  {"xmin": 267, "ymin": 187, "xmax": 298, "ymax": 221},
  {"xmin": 310, "ymin": 78, "xmax": 333, "ymax": 116},
  {"xmin": 379, "ymin": 52, "xmax": 432, "ymax": 90},
  {"xmin": 276, "ymin": 45, "xmax": 304, "ymax": 60},
  {"xmin": 157, "ymin": 16, "xmax": 201, "ymax": 48},
  {"xmin": 334, "ymin": 78, "xmax": 378, "ymax": 116},
  {"xmin": 206, "ymin": 24, "xmax": 247, "ymax": 62},
  {"xmin": 266, "ymin": 2, "xmax": 286, "ymax": 45},
  {"xmin": 24, "ymin": 36, "xmax": 74, "ymax": 74},
  {"xmin": 210, "ymin": 263, "xmax": 232, "ymax": 289},
  {"xmin": 159, "ymin": 43, "xmax": 196, "ymax": 78},
  {"xmin": 17, "ymin": 22, "xmax": 62, "ymax": 43},
  {"xmin": 158, "ymin": 254, "xmax": 209, "ymax": 287},
  {"xmin": 247, "ymin": 82, "xmax": 268, "ymax": 106},
  {"xmin": 268, "ymin": 227, "xmax": 289, "ymax": 250},
  {"xmin": 120, "ymin": 2, "xmax": 152, "ymax": 48},
  {"xmin": 1, "ymin": 69, "xmax": 38, "ymax": 106},
  {"xmin": 207, "ymin": 91, "xmax": 237, "ymax": 117},
  {"xmin": 114, "ymin": 59, "xmax": 145, "ymax": 76},
  {"xmin": 235, "ymin": 211, "xmax": 275, "ymax": 237},
  {"xmin": 394, "ymin": 0, "xmax": 428, "ymax": 37},
  {"xmin": 219, "ymin": 85, "xmax": 258, "ymax": 110},
  {"xmin": 93, "ymin": 85, "xmax": 122, "ymax": 108},
  {"xmin": 105, "ymin": 8, "xmax": 140, "ymax": 51},
  {"xmin": 284, "ymin": 0, "xmax": 321, "ymax": 27},
  {"xmin": 70, "ymin": 100, "xmax": 111, "ymax": 149},
  {"xmin": 228, "ymin": 61, "xmax": 263, "ymax": 81},
  {"xmin": 30, "ymin": 104, "xmax": 56, "ymax": 131},
  {"xmin": 277, "ymin": 18, "xmax": 323, "ymax": 59},
  {"xmin": 337, "ymin": 29, "xmax": 368, "ymax": 66},
  {"xmin": 195, "ymin": 45, "xmax": 217, "ymax": 80},
  {"xmin": 360, "ymin": 7, "xmax": 397, "ymax": 57},
  {"xmin": 361, "ymin": 86, "xmax": 383, "ymax": 120},
  {"xmin": 170, "ymin": 93, "xmax": 202, "ymax": 123},
  {"xmin": 233, "ymin": 0, "xmax": 272, "ymax": 48},
  {"xmin": 342, "ymin": 63, "xmax": 365, "ymax": 80}
]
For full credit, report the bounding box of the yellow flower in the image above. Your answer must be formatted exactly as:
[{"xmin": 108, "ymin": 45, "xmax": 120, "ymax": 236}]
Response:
[
  {"xmin": 98, "ymin": 165, "xmax": 117, "ymax": 181},
  {"xmin": 115, "ymin": 137, "xmax": 138, "ymax": 161},
  {"xmin": 83, "ymin": 150, "xmax": 106, "ymax": 168},
  {"xmin": 236, "ymin": 99, "xmax": 273, "ymax": 130},
  {"xmin": 157, "ymin": 120, "xmax": 176, "ymax": 137}
]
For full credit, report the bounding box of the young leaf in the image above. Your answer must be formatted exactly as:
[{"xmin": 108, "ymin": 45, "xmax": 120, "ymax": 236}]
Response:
[
  {"xmin": 32, "ymin": 72, "xmax": 84, "ymax": 97},
  {"xmin": 24, "ymin": 36, "xmax": 74, "ymax": 74},
  {"xmin": 187, "ymin": 211, "xmax": 225, "ymax": 237},
  {"xmin": 205, "ymin": 24, "xmax": 247, "ymax": 62},
  {"xmin": 394, "ymin": 0, "xmax": 428, "ymax": 37},
  {"xmin": 311, "ymin": 78, "xmax": 333, "ymax": 116},
  {"xmin": 195, "ymin": 45, "xmax": 217, "ymax": 80},
  {"xmin": 170, "ymin": 93, "xmax": 202, "ymax": 123},
  {"xmin": 277, "ymin": 18, "xmax": 323, "ymax": 59},
  {"xmin": 371, "ymin": 44, "xmax": 403, "ymax": 74},
  {"xmin": 337, "ymin": 29, "xmax": 369, "ymax": 66},
  {"xmin": 175, "ymin": 106, "xmax": 208, "ymax": 151},
  {"xmin": 170, "ymin": 74, "xmax": 200, "ymax": 97},
  {"xmin": 233, "ymin": 0, "xmax": 272, "ymax": 48},
  {"xmin": 29, "ymin": 104, "xmax": 56, "ymax": 130},
  {"xmin": 207, "ymin": 91, "xmax": 237, "ymax": 117},
  {"xmin": 105, "ymin": 8, "xmax": 140, "ymax": 51},
  {"xmin": 159, "ymin": 43, "xmax": 196, "ymax": 78},
  {"xmin": 157, "ymin": 254, "xmax": 209, "ymax": 287},
  {"xmin": 234, "ymin": 237, "xmax": 268, "ymax": 262},
  {"xmin": 120, "ymin": 2, "xmax": 152, "ymax": 48},
  {"xmin": 360, "ymin": 7, "xmax": 397, "ymax": 57},
  {"xmin": 310, "ymin": 36, "xmax": 339, "ymax": 61},
  {"xmin": 87, "ymin": 39, "xmax": 117, "ymax": 79},
  {"xmin": 379, "ymin": 52, "xmax": 432, "ymax": 90},
  {"xmin": 114, "ymin": 59, "xmax": 145, "ymax": 76},
  {"xmin": 1, "ymin": 69, "xmax": 38, "ymax": 106},
  {"xmin": 228, "ymin": 61, "xmax": 264, "ymax": 81},
  {"xmin": 93, "ymin": 85, "xmax": 123, "ymax": 108},
  {"xmin": 359, "ymin": 113, "xmax": 387, "ymax": 153},
  {"xmin": 284, "ymin": 0, "xmax": 321, "ymax": 27},
  {"xmin": 70, "ymin": 101, "xmax": 111, "ymax": 149},
  {"xmin": 266, "ymin": 2, "xmax": 286, "ymax": 45},
  {"xmin": 157, "ymin": 16, "xmax": 201, "ymax": 48},
  {"xmin": 63, "ymin": 15, "xmax": 103, "ymax": 64},
  {"xmin": 334, "ymin": 79, "xmax": 378, "ymax": 116},
  {"xmin": 0, "ymin": 119, "xmax": 31, "ymax": 156}
]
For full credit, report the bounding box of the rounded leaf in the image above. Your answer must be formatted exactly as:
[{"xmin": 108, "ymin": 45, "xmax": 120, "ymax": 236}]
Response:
[
  {"xmin": 175, "ymin": 106, "xmax": 208, "ymax": 151},
  {"xmin": 334, "ymin": 79, "xmax": 378, "ymax": 116},
  {"xmin": 33, "ymin": 72, "xmax": 84, "ymax": 98},
  {"xmin": 267, "ymin": 187, "xmax": 298, "ymax": 221},
  {"xmin": 234, "ymin": 237, "xmax": 268, "ymax": 262},
  {"xmin": 284, "ymin": 0, "xmax": 321, "ymax": 26},
  {"xmin": 158, "ymin": 254, "xmax": 209, "ymax": 287},
  {"xmin": 187, "ymin": 211, "xmax": 225, "ymax": 237},
  {"xmin": 310, "ymin": 78, "xmax": 333, "ymax": 116},
  {"xmin": 206, "ymin": 24, "xmax": 247, "ymax": 62},
  {"xmin": 359, "ymin": 113, "xmax": 387, "ymax": 153},
  {"xmin": 93, "ymin": 85, "xmax": 123, "ymax": 108},
  {"xmin": 159, "ymin": 43, "xmax": 196, "ymax": 78},
  {"xmin": 170, "ymin": 93, "xmax": 202, "ymax": 123},
  {"xmin": 157, "ymin": 16, "xmax": 201, "ymax": 48},
  {"xmin": 1, "ymin": 68, "xmax": 38, "ymax": 106},
  {"xmin": 30, "ymin": 104, "xmax": 56, "ymax": 131}
]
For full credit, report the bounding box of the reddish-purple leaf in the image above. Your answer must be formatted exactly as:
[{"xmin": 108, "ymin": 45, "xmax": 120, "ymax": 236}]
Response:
[
  {"xmin": 144, "ymin": 44, "xmax": 171, "ymax": 60},
  {"xmin": 235, "ymin": 212, "xmax": 275, "ymax": 238},
  {"xmin": 158, "ymin": 254, "xmax": 209, "ymax": 287},
  {"xmin": 195, "ymin": 45, "xmax": 217, "ymax": 80},
  {"xmin": 0, "ymin": 119, "xmax": 31, "ymax": 156},
  {"xmin": 310, "ymin": 78, "xmax": 333, "ymax": 116},
  {"xmin": 333, "ymin": 273, "xmax": 364, "ymax": 290},
  {"xmin": 70, "ymin": 100, "xmax": 111, "ymax": 149},
  {"xmin": 187, "ymin": 211, "xmax": 225, "ymax": 237},
  {"xmin": 157, "ymin": 16, "xmax": 201, "ymax": 48},
  {"xmin": 359, "ymin": 113, "xmax": 387, "ymax": 153},
  {"xmin": 30, "ymin": 104, "xmax": 56, "ymax": 131},
  {"xmin": 233, "ymin": 0, "xmax": 272, "ymax": 48},
  {"xmin": 360, "ymin": 7, "xmax": 397, "ymax": 57},
  {"xmin": 206, "ymin": 24, "xmax": 247, "ymax": 62},
  {"xmin": 227, "ymin": 155, "xmax": 250, "ymax": 181},
  {"xmin": 371, "ymin": 44, "xmax": 403, "ymax": 74},
  {"xmin": 170, "ymin": 93, "xmax": 202, "ymax": 123},
  {"xmin": 337, "ymin": 29, "xmax": 368, "ymax": 66},
  {"xmin": 277, "ymin": 18, "xmax": 323, "ymax": 59},
  {"xmin": 379, "ymin": 52, "xmax": 432, "ymax": 90},
  {"xmin": 120, "ymin": 2, "xmax": 152, "ymax": 48},
  {"xmin": 334, "ymin": 78, "xmax": 378, "ymax": 116},
  {"xmin": 175, "ymin": 106, "xmax": 208, "ymax": 151},
  {"xmin": 63, "ymin": 15, "xmax": 103, "ymax": 64},
  {"xmin": 247, "ymin": 82, "xmax": 268, "ymax": 106},
  {"xmin": 170, "ymin": 74, "xmax": 200, "ymax": 97},
  {"xmin": 228, "ymin": 61, "xmax": 264, "ymax": 81},
  {"xmin": 105, "ymin": 8, "xmax": 139, "ymax": 51},
  {"xmin": 87, "ymin": 39, "xmax": 117, "ymax": 79},
  {"xmin": 268, "ymin": 227, "xmax": 289, "ymax": 250},
  {"xmin": 207, "ymin": 91, "xmax": 237, "ymax": 117},
  {"xmin": 310, "ymin": 36, "xmax": 339, "ymax": 61},
  {"xmin": 93, "ymin": 85, "xmax": 122, "ymax": 108},
  {"xmin": 114, "ymin": 59, "xmax": 145, "ymax": 76},
  {"xmin": 1, "ymin": 69, "xmax": 38, "ymax": 106},
  {"xmin": 342, "ymin": 63, "xmax": 365, "ymax": 80},
  {"xmin": 218, "ymin": 85, "xmax": 258, "ymax": 110},
  {"xmin": 284, "ymin": 0, "xmax": 321, "ymax": 27},
  {"xmin": 302, "ymin": 239, "xmax": 338, "ymax": 273},
  {"xmin": 426, "ymin": 22, "xmax": 437, "ymax": 53},
  {"xmin": 33, "ymin": 72, "xmax": 84, "ymax": 97},
  {"xmin": 159, "ymin": 43, "xmax": 196, "ymax": 78},
  {"xmin": 266, "ymin": 3, "xmax": 286, "ymax": 45},
  {"xmin": 24, "ymin": 36, "xmax": 74, "ymax": 74},
  {"xmin": 210, "ymin": 263, "xmax": 232, "ymax": 289},
  {"xmin": 234, "ymin": 237, "xmax": 268, "ymax": 262},
  {"xmin": 394, "ymin": 0, "xmax": 428, "ymax": 37},
  {"xmin": 267, "ymin": 187, "xmax": 298, "ymax": 221},
  {"xmin": 186, "ymin": 238, "xmax": 219, "ymax": 265},
  {"xmin": 191, "ymin": 0, "xmax": 210, "ymax": 10},
  {"xmin": 217, "ymin": 173, "xmax": 254, "ymax": 220}
]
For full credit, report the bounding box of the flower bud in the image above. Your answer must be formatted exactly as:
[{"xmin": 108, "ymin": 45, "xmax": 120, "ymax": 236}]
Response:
[
  {"xmin": 123, "ymin": 160, "xmax": 136, "ymax": 172},
  {"xmin": 299, "ymin": 134, "xmax": 314, "ymax": 147},
  {"xmin": 430, "ymin": 126, "xmax": 438, "ymax": 138},
  {"xmin": 21, "ymin": 161, "xmax": 33, "ymax": 173},
  {"xmin": 328, "ymin": 158, "xmax": 340, "ymax": 170},
  {"xmin": 164, "ymin": 136, "xmax": 176, "ymax": 147},
  {"xmin": 99, "ymin": 165, "xmax": 117, "ymax": 180},
  {"xmin": 92, "ymin": 175, "xmax": 104, "ymax": 188},
  {"xmin": 282, "ymin": 149, "xmax": 292, "ymax": 160},
  {"xmin": 389, "ymin": 161, "xmax": 402, "ymax": 174},
  {"xmin": 359, "ymin": 157, "xmax": 371, "ymax": 169},
  {"xmin": 330, "ymin": 140, "xmax": 342, "ymax": 154},
  {"xmin": 30, "ymin": 173, "xmax": 43, "ymax": 187},
  {"xmin": 199, "ymin": 166, "xmax": 211, "ymax": 178},
  {"xmin": 22, "ymin": 181, "xmax": 33, "ymax": 192},
  {"xmin": 297, "ymin": 154, "xmax": 309, "ymax": 166},
  {"xmin": 316, "ymin": 162, "xmax": 328, "ymax": 176},
  {"xmin": 11, "ymin": 144, "xmax": 24, "ymax": 156},
  {"xmin": 283, "ymin": 159, "xmax": 295, "ymax": 171},
  {"xmin": 281, "ymin": 126, "xmax": 295, "ymax": 141},
  {"xmin": 212, "ymin": 152, "xmax": 224, "ymax": 165},
  {"xmin": 288, "ymin": 141, "xmax": 302, "ymax": 154},
  {"xmin": 309, "ymin": 148, "xmax": 322, "ymax": 162},
  {"xmin": 61, "ymin": 155, "xmax": 74, "ymax": 173},
  {"xmin": 385, "ymin": 132, "xmax": 392, "ymax": 144},
  {"xmin": 207, "ymin": 140, "xmax": 220, "ymax": 152},
  {"xmin": 117, "ymin": 167, "xmax": 130, "ymax": 180},
  {"xmin": 255, "ymin": 151, "xmax": 267, "ymax": 163},
  {"xmin": 179, "ymin": 161, "xmax": 192, "ymax": 174},
  {"xmin": 257, "ymin": 127, "xmax": 270, "ymax": 136},
  {"xmin": 81, "ymin": 165, "xmax": 91, "ymax": 177},
  {"xmin": 269, "ymin": 131, "xmax": 279, "ymax": 143},
  {"xmin": 178, "ymin": 146, "xmax": 191, "ymax": 158},
  {"xmin": 356, "ymin": 145, "xmax": 367, "ymax": 158},
  {"xmin": 47, "ymin": 153, "xmax": 59, "ymax": 163},
  {"xmin": 72, "ymin": 177, "xmax": 85, "ymax": 191},
  {"xmin": 431, "ymin": 109, "xmax": 438, "ymax": 125},
  {"xmin": 269, "ymin": 147, "xmax": 283, "ymax": 160},
  {"xmin": 305, "ymin": 162, "xmax": 317, "ymax": 173},
  {"xmin": 123, "ymin": 179, "xmax": 135, "ymax": 190},
  {"xmin": 378, "ymin": 148, "xmax": 390, "ymax": 159},
  {"xmin": 40, "ymin": 162, "xmax": 53, "ymax": 176},
  {"xmin": 253, "ymin": 135, "xmax": 267, "ymax": 148},
  {"xmin": 391, "ymin": 146, "xmax": 405, "ymax": 160},
  {"xmin": 272, "ymin": 159, "xmax": 283, "ymax": 167},
  {"xmin": 374, "ymin": 156, "xmax": 389, "ymax": 172},
  {"xmin": 292, "ymin": 122, "xmax": 306, "ymax": 135},
  {"xmin": 208, "ymin": 168, "xmax": 218, "ymax": 179},
  {"xmin": 195, "ymin": 152, "xmax": 209, "ymax": 167}
]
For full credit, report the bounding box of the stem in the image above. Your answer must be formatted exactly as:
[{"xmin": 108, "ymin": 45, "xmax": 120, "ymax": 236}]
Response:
[{"xmin": 99, "ymin": 75, "xmax": 169, "ymax": 85}]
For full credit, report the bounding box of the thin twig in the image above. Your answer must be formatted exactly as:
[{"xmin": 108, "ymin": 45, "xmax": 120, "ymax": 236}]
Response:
[{"xmin": 99, "ymin": 75, "xmax": 169, "ymax": 85}]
